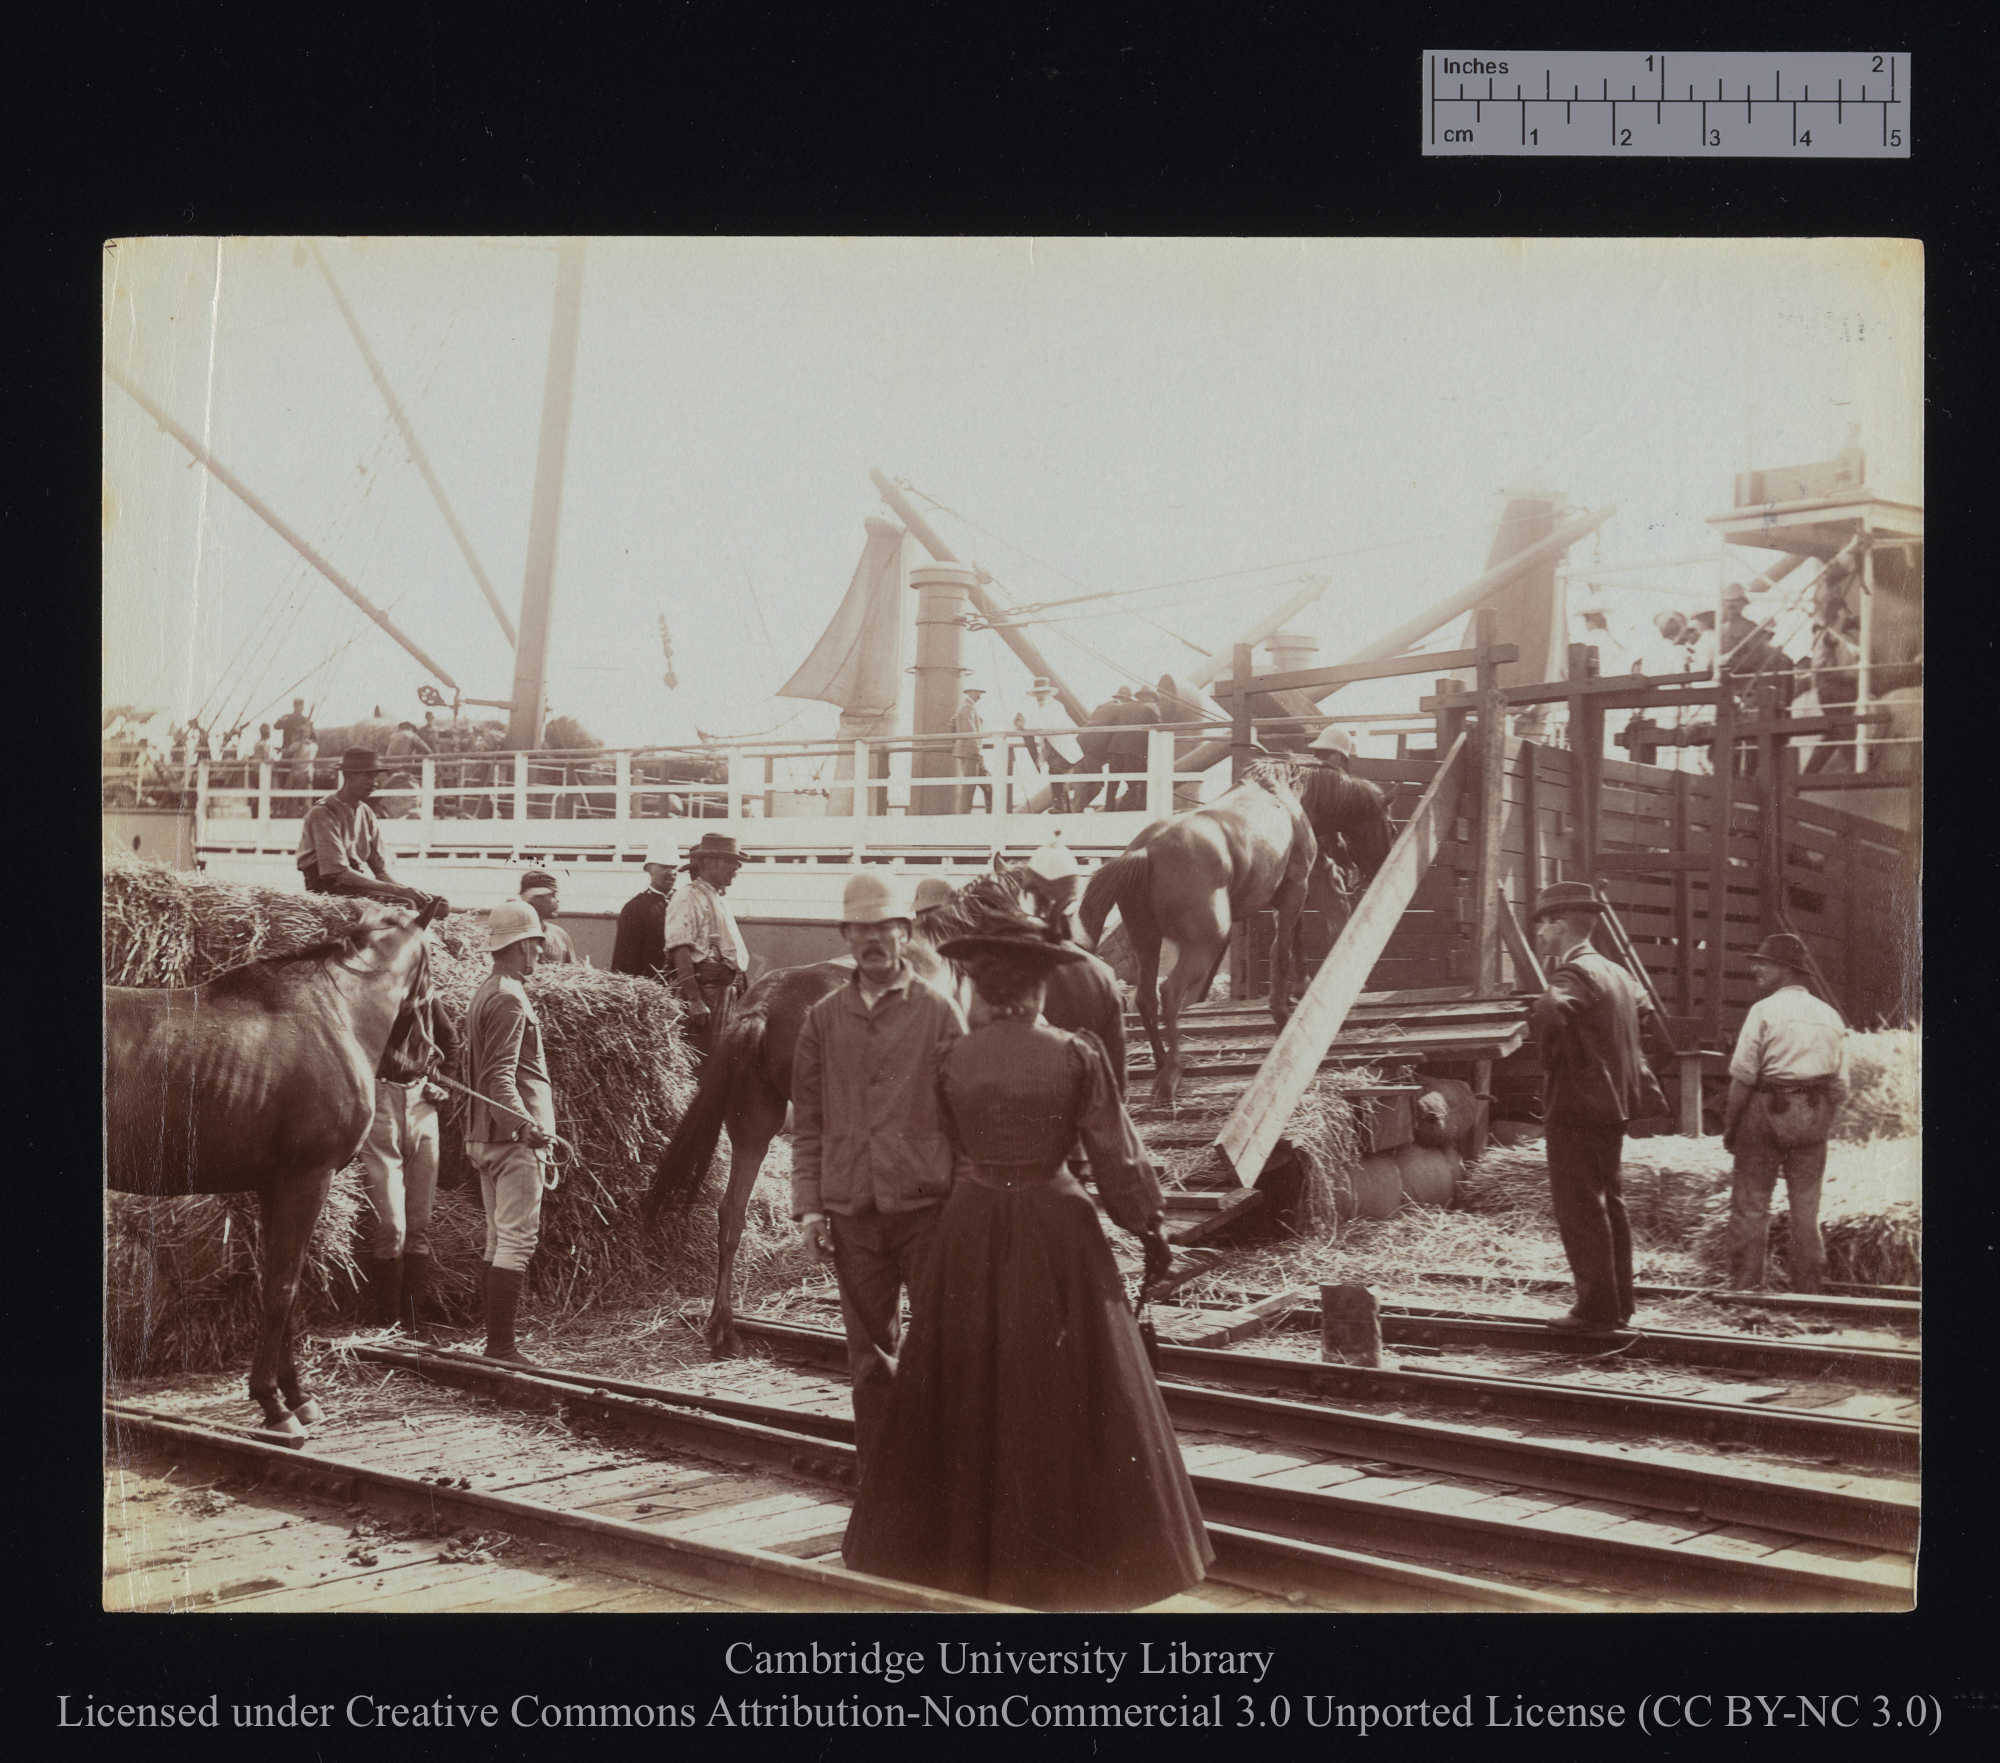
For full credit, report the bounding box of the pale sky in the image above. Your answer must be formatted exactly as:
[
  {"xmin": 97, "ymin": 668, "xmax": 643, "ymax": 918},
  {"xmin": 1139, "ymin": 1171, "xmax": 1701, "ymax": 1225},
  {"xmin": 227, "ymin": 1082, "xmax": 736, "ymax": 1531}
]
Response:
[{"xmin": 102, "ymin": 237, "xmax": 1921, "ymax": 750}]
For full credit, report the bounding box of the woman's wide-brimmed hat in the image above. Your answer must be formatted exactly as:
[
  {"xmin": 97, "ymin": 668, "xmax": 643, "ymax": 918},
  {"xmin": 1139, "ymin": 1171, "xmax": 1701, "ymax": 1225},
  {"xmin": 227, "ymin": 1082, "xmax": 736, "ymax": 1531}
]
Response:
[
  {"xmin": 1530, "ymin": 881, "xmax": 1606, "ymax": 922},
  {"xmin": 938, "ymin": 927, "xmax": 1085, "ymax": 967}
]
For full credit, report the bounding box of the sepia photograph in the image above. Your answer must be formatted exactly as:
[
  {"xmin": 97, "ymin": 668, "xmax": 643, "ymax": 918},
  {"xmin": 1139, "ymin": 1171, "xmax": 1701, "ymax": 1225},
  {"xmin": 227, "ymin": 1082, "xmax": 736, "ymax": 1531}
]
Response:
[{"xmin": 102, "ymin": 235, "xmax": 1921, "ymax": 1623}]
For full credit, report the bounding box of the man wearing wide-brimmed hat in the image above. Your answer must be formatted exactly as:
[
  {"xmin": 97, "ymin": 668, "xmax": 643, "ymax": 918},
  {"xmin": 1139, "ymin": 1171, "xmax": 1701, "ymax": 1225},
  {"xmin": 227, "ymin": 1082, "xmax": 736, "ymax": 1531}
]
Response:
[
  {"xmin": 611, "ymin": 835, "xmax": 681, "ymax": 982},
  {"xmin": 1720, "ymin": 934, "xmax": 1850, "ymax": 1292},
  {"xmin": 1527, "ymin": 882, "xmax": 1671, "ymax": 1332},
  {"xmin": 659, "ymin": 832, "xmax": 752, "ymax": 1059},
  {"xmin": 295, "ymin": 747, "xmax": 438, "ymax": 911},
  {"xmin": 791, "ymin": 869, "xmax": 970, "ymax": 1471}
]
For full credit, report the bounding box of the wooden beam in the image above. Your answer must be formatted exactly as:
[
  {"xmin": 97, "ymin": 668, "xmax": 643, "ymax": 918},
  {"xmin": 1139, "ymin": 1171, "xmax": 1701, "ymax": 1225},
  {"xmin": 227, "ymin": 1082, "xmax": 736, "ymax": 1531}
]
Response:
[
  {"xmin": 1213, "ymin": 732, "xmax": 1470, "ymax": 1184},
  {"xmin": 1490, "ymin": 674, "xmax": 1723, "ymax": 708},
  {"xmin": 1470, "ymin": 610, "xmax": 1506, "ymax": 995},
  {"xmin": 1705, "ymin": 687, "xmax": 1735, "ymax": 1044},
  {"xmin": 1496, "ymin": 888, "xmax": 1546, "ymax": 990},
  {"xmin": 1210, "ymin": 642, "xmax": 1518, "ymax": 699}
]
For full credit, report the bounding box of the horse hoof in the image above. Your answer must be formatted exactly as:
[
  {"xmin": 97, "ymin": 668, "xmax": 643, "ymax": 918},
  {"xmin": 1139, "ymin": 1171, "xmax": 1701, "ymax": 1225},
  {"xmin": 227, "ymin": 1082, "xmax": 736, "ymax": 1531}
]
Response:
[
  {"xmin": 289, "ymin": 1398, "xmax": 325, "ymax": 1427},
  {"xmin": 263, "ymin": 1412, "xmax": 308, "ymax": 1439}
]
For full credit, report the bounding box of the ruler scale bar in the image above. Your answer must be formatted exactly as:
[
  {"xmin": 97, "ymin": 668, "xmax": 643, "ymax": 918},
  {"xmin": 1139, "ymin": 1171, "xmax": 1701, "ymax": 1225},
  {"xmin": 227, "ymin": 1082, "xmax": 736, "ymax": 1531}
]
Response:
[{"xmin": 1424, "ymin": 51, "xmax": 1908, "ymax": 157}]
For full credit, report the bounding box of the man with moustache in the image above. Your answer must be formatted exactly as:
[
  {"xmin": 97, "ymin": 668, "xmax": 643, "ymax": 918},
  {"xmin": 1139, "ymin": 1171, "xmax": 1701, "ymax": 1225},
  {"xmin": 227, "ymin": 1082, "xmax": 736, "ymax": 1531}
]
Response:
[{"xmin": 791, "ymin": 871, "xmax": 971, "ymax": 1469}]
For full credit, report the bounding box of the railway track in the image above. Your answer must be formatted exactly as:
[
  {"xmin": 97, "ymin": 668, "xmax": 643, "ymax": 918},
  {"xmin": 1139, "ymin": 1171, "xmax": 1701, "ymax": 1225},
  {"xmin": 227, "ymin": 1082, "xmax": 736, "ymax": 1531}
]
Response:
[
  {"xmin": 105, "ymin": 1379, "xmax": 1584, "ymax": 1616},
  {"xmin": 106, "ymin": 1303, "xmax": 1915, "ymax": 1612},
  {"xmin": 325, "ymin": 1336, "xmax": 1913, "ymax": 1609}
]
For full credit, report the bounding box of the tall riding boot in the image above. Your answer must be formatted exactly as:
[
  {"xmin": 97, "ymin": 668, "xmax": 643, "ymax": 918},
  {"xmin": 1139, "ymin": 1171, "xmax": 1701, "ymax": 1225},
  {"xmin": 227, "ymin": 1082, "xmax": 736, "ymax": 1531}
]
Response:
[
  {"xmin": 365, "ymin": 1255, "xmax": 403, "ymax": 1329},
  {"xmin": 482, "ymin": 1264, "xmax": 537, "ymax": 1367},
  {"xmin": 398, "ymin": 1252, "xmax": 434, "ymax": 1341}
]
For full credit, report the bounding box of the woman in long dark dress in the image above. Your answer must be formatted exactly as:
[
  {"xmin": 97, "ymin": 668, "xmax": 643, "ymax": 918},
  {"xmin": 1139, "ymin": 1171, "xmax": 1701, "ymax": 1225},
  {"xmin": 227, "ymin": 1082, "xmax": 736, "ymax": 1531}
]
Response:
[{"xmin": 841, "ymin": 927, "xmax": 1213, "ymax": 1610}]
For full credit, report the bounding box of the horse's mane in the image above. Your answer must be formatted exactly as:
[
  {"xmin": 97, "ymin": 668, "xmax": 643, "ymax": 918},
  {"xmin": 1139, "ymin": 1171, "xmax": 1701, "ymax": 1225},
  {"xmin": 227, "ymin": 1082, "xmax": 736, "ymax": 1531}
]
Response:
[
  {"xmin": 1295, "ymin": 763, "xmax": 1387, "ymax": 823},
  {"xmin": 913, "ymin": 865, "xmax": 1039, "ymax": 946},
  {"xmin": 1243, "ymin": 756, "xmax": 1307, "ymax": 795}
]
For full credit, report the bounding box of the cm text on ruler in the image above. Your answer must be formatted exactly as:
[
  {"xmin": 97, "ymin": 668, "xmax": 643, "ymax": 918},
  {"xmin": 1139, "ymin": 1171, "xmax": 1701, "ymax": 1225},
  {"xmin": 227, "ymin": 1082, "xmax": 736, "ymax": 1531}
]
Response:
[{"xmin": 1424, "ymin": 52, "xmax": 1908, "ymax": 157}]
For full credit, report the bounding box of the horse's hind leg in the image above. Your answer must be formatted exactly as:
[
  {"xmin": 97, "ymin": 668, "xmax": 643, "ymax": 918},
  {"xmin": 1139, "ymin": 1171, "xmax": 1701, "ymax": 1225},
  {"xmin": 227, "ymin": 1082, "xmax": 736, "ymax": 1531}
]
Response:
[
  {"xmin": 254, "ymin": 1166, "xmax": 336, "ymax": 1434},
  {"xmin": 1157, "ymin": 928, "xmax": 1226, "ymax": 1109},
  {"xmin": 706, "ymin": 1079, "xmax": 787, "ymax": 1358}
]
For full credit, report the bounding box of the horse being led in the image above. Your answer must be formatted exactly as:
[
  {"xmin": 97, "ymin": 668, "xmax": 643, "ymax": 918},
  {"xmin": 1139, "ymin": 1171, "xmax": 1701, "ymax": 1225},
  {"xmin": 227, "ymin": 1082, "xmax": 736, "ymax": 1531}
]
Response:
[
  {"xmin": 1078, "ymin": 758, "xmax": 1388, "ymax": 1108},
  {"xmin": 642, "ymin": 862, "xmax": 1126, "ymax": 1355},
  {"xmin": 105, "ymin": 901, "xmax": 445, "ymax": 1435}
]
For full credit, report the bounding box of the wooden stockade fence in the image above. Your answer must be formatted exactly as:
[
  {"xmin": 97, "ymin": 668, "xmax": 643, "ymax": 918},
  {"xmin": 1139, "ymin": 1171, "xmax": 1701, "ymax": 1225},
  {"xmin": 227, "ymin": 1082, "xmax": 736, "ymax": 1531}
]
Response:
[
  {"xmin": 1250, "ymin": 732, "xmax": 1913, "ymax": 1039},
  {"xmin": 1222, "ymin": 613, "xmax": 1915, "ymax": 1178}
]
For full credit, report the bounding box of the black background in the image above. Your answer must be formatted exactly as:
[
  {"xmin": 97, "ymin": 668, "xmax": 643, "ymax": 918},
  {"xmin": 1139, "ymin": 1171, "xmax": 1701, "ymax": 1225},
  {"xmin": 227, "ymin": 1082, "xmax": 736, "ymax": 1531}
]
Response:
[{"xmin": 29, "ymin": 2, "xmax": 1987, "ymax": 1755}]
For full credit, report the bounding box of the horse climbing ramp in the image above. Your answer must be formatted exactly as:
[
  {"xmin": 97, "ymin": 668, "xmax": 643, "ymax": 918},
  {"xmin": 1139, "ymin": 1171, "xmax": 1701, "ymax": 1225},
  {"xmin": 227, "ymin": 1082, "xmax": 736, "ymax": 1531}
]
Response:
[{"xmin": 1213, "ymin": 730, "xmax": 1473, "ymax": 1186}]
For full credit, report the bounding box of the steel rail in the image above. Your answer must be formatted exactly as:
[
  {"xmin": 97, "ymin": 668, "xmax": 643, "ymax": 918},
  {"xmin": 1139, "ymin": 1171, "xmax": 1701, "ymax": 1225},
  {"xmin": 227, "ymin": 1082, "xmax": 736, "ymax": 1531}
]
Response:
[
  {"xmin": 1360, "ymin": 1271, "xmax": 1919, "ymax": 1326},
  {"xmin": 355, "ymin": 1343, "xmax": 1912, "ymax": 1554},
  {"xmin": 1340, "ymin": 1309, "xmax": 1922, "ymax": 1388},
  {"xmin": 103, "ymin": 1402, "xmax": 1015, "ymax": 1614},
  {"xmin": 729, "ymin": 1316, "xmax": 1917, "ymax": 1472},
  {"xmin": 346, "ymin": 1349, "xmax": 1572, "ymax": 1612}
]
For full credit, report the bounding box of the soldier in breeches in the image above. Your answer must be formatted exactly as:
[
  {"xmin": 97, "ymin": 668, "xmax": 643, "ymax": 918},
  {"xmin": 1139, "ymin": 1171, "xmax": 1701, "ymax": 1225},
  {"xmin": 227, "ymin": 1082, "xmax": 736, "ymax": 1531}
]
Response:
[{"xmin": 1721, "ymin": 933, "xmax": 1850, "ymax": 1292}]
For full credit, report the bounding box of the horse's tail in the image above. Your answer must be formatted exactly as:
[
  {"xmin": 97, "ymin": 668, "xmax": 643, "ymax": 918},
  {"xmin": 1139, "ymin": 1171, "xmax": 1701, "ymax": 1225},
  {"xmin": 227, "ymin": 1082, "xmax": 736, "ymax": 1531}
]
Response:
[
  {"xmin": 1078, "ymin": 849, "xmax": 1149, "ymax": 948},
  {"xmin": 642, "ymin": 1007, "xmax": 766, "ymax": 1224}
]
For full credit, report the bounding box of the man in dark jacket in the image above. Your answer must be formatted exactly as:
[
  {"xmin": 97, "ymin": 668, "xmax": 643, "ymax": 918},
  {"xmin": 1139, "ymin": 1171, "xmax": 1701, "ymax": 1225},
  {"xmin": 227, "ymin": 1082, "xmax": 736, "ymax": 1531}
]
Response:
[
  {"xmin": 1108, "ymin": 686, "xmax": 1162, "ymax": 811},
  {"xmin": 610, "ymin": 837, "xmax": 680, "ymax": 980},
  {"xmin": 1527, "ymin": 882, "xmax": 1670, "ymax": 1331},
  {"xmin": 1067, "ymin": 686, "xmax": 1130, "ymax": 810}
]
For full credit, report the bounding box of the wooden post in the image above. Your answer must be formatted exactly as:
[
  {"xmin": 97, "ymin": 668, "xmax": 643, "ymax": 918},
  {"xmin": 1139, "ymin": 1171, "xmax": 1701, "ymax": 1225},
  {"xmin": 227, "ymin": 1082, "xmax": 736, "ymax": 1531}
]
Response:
[
  {"xmin": 1229, "ymin": 643, "xmax": 1255, "ymax": 784},
  {"xmin": 1705, "ymin": 685, "xmax": 1735, "ymax": 1044},
  {"xmin": 1757, "ymin": 680, "xmax": 1786, "ymax": 942},
  {"xmin": 513, "ymin": 751, "xmax": 528, "ymax": 824},
  {"xmin": 612, "ymin": 751, "xmax": 631, "ymax": 825},
  {"xmin": 1521, "ymin": 739, "xmax": 1541, "ymax": 894},
  {"xmin": 1230, "ymin": 643, "xmax": 1255, "ymax": 1000},
  {"xmin": 1678, "ymin": 1051, "xmax": 1708, "ymax": 1137},
  {"xmin": 762, "ymin": 754, "xmax": 775, "ymax": 820},
  {"xmin": 1147, "ymin": 723, "xmax": 1174, "ymax": 819},
  {"xmin": 1566, "ymin": 643, "xmax": 1604, "ymax": 884},
  {"xmin": 1319, "ymin": 1285, "xmax": 1382, "ymax": 1368},
  {"xmin": 1856, "ymin": 534, "xmax": 1874, "ymax": 774},
  {"xmin": 256, "ymin": 759, "xmax": 272, "ymax": 825},
  {"xmin": 1672, "ymin": 768, "xmax": 1693, "ymax": 1019},
  {"xmin": 1470, "ymin": 613, "xmax": 1506, "ymax": 995}
]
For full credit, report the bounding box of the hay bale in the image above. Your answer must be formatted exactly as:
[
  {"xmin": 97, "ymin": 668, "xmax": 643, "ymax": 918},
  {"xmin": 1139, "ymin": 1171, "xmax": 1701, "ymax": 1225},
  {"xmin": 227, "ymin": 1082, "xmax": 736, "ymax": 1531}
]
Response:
[
  {"xmin": 1459, "ymin": 1137, "xmax": 1737, "ymax": 1247},
  {"xmin": 104, "ymin": 860, "xmax": 707, "ymax": 1367},
  {"xmin": 106, "ymin": 1172, "xmax": 366, "ymax": 1379},
  {"xmin": 1692, "ymin": 1138, "xmax": 1922, "ymax": 1287},
  {"xmin": 1835, "ymin": 1027, "xmax": 1920, "ymax": 1143}
]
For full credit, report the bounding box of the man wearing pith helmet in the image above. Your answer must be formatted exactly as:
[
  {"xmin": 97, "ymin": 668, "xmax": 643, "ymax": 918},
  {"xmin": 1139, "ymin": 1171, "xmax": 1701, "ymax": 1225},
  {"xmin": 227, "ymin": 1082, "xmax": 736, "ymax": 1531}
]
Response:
[
  {"xmin": 791, "ymin": 869, "xmax": 971, "ymax": 1471},
  {"xmin": 1720, "ymin": 933, "xmax": 1850, "ymax": 1292},
  {"xmin": 1307, "ymin": 723, "xmax": 1354, "ymax": 772},
  {"xmin": 1527, "ymin": 882, "xmax": 1671, "ymax": 1333},
  {"xmin": 1021, "ymin": 831, "xmax": 1083, "ymax": 940},
  {"xmin": 611, "ymin": 836, "xmax": 681, "ymax": 982},
  {"xmin": 464, "ymin": 899, "xmax": 557, "ymax": 1366}
]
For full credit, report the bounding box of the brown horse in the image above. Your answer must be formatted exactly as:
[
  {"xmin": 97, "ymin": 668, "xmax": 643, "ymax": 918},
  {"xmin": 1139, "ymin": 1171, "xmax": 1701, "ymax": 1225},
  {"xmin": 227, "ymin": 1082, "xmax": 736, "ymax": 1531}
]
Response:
[
  {"xmin": 105, "ymin": 901, "xmax": 445, "ymax": 1434},
  {"xmin": 1078, "ymin": 759, "xmax": 1389, "ymax": 1107},
  {"xmin": 643, "ymin": 864, "xmax": 1127, "ymax": 1355}
]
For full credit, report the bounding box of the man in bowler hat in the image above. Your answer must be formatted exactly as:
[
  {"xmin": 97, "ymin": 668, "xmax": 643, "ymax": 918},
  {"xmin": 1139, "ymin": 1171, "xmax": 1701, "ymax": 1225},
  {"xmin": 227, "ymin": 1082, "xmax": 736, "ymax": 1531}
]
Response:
[{"xmin": 1527, "ymin": 882, "xmax": 1670, "ymax": 1331}]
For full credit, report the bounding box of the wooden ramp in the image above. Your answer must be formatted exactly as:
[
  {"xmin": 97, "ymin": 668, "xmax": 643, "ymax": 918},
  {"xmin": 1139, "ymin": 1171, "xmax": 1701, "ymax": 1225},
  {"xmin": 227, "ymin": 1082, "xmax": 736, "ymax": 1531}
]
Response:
[{"xmin": 1213, "ymin": 730, "xmax": 1474, "ymax": 1187}]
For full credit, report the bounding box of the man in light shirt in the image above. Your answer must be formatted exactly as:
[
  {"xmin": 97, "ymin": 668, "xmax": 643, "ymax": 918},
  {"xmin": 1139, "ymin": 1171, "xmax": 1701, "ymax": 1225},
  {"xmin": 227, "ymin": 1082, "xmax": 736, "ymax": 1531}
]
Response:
[
  {"xmin": 1721, "ymin": 934, "xmax": 1850, "ymax": 1293},
  {"xmin": 660, "ymin": 832, "xmax": 751, "ymax": 1059}
]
